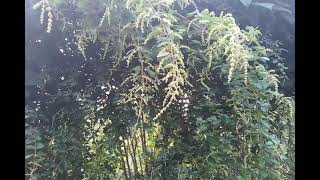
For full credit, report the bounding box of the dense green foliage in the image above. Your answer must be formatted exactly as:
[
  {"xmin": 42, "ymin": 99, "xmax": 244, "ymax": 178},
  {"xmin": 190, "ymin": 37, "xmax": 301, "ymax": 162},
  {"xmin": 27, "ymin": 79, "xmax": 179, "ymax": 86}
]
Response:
[{"xmin": 26, "ymin": 0, "xmax": 295, "ymax": 179}]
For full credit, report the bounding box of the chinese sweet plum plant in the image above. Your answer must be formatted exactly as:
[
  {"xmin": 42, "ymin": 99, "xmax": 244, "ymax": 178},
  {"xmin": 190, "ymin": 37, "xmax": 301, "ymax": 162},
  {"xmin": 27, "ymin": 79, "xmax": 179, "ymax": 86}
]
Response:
[{"xmin": 25, "ymin": 0, "xmax": 295, "ymax": 179}]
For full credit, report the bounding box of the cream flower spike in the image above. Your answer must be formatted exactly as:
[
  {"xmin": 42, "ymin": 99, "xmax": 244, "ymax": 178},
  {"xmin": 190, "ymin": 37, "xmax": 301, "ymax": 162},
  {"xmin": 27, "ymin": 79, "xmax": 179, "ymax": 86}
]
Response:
[{"xmin": 46, "ymin": 6, "xmax": 53, "ymax": 33}]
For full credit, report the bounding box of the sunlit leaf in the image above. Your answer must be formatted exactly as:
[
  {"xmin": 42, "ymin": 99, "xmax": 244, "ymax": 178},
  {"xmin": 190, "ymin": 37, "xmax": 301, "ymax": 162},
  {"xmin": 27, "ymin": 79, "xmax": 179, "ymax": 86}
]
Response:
[
  {"xmin": 240, "ymin": 0, "xmax": 252, "ymax": 8},
  {"xmin": 251, "ymin": 2, "xmax": 274, "ymax": 11},
  {"xmin": 25, "ymin": 154, "xmax": 34, "ymax": 159}
]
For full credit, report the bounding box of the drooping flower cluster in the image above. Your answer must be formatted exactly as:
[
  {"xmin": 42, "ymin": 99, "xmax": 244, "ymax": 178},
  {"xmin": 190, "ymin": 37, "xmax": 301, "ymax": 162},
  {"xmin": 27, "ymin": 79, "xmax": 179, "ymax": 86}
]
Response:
[
  {"xmin": 46, "ymin": 6, "xmax": 53, "ymax": 33},
  {"xmin": 99, "ymin": 5, "xmax": 110, "ymax": 28},
  {"xmin": 32, "ymin": 0, "xmax": 53, "ymax": 33}
]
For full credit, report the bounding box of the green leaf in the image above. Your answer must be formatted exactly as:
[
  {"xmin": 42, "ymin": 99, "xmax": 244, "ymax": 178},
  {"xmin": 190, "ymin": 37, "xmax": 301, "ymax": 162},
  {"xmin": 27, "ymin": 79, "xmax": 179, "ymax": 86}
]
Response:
[
  {"xmin": 262, "ymin": 131, "xmax": 280, "ymax": 145},
  {"xmin": 255, "ymin": 80, "xmax": 269, "ymax": 91},
  {"xmin": 145, "ymin": 27, "xmax": 162, "ymax": 42},
  {"xmin": 255, "ymin": 111, "xmax": 263, "ymax": 119},
  {"xmin": 199, "ymin": 20, "xmax": 210, "ymax": 24},
  {"xmin": 251, "ymin": 2, "xmax": 275, "ymax": 11},
  {"xmin": 36, "ymin": 143, "xmax": 45, "ymax": 149},
  {"xmin": 144, "ymin": 95, "xmax": 153, "ymax": 100},
  {"xmin": 260, "ymin": 57, "xmax": 270, "ymax": 61},
  {"xmin": 273, "ymin": 5, "xmax": 292, "ymax": 14},
  {"xmin": 77, "ymin": 0, "xmax": 90, "ymax": 10},
  {"xmin": 157, "ymin": 51, "xmax": 170, "ymax": 58},
  {"xmin": 132, "ymin": 66, "xmax": 141, "ymax": 73},
  {"xmin": 281, "ymin": 12, "xmax": 294, "ymax": 24},
  {"xmin": 236, "ymin": 176, "xmax": 246, "ymax": 180},
  {"xmin": 200, "ymin": 9, "xmax": 210, "ymax": 16},
  {"xmin": 138, "ymin": 0, "xmax": 144, "ymax": 9},
  {"xmin": 146, "ymin": 68, "xmax": 156, "ymax": 78},
  {"xmin": 266, "ymin": 141, "xmax": 273, "ymax": 146},
  {"xmin": 186, "ymin": 10, "xmax": 198, "ymax": 17},
  {"xmin": 25, "ymin": 145, "xmax": 34, "ymax": 150},
  {"xmin": 222, "ymin": 115, "xmax": 231, "ymax": 124},
  {"xmin": 52, "ymin": 0, "xmax": 64, "ymax": 6},
  {"xmin": 260, "ymin": 120, "xmax": 271, "ymax": 129},
  {"xmin": 207, "ymin": 116, "xmax": 217, "ymax": 123},
  {"xmin": 156, "ymin": 40, "xmax": 170, "ymax": 48},
  {"xmin": 190, "ymin": 40, "xmax": 201, "ymax": 44},
  {"xmin": 240, "ymin": 0, "xmax": 252, "ymax": 8},
  {"xmin": 172, "ymin": 32, "xmax": 183, "ymax": 40},
  {"xmin": 25, "ymin": 154, "xmax": 34, "ymax": 159},
  {"xmin": 270, "ymin": 134, "xmax": 280, "ymax": 145},
  {"xmin": 259, "ymin": 102, "xmax": 269, "ymax": 112},
  {"xmin": 164, "ymin": 13, "xmax": 178, "ymax": 23},
  {"xmin": 260, "ymin": 170, "xmax": 269, "ymax": 178},
  {"xmin": 200, "ymin": 80, "xmax": 210, "ymax": 91}
]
